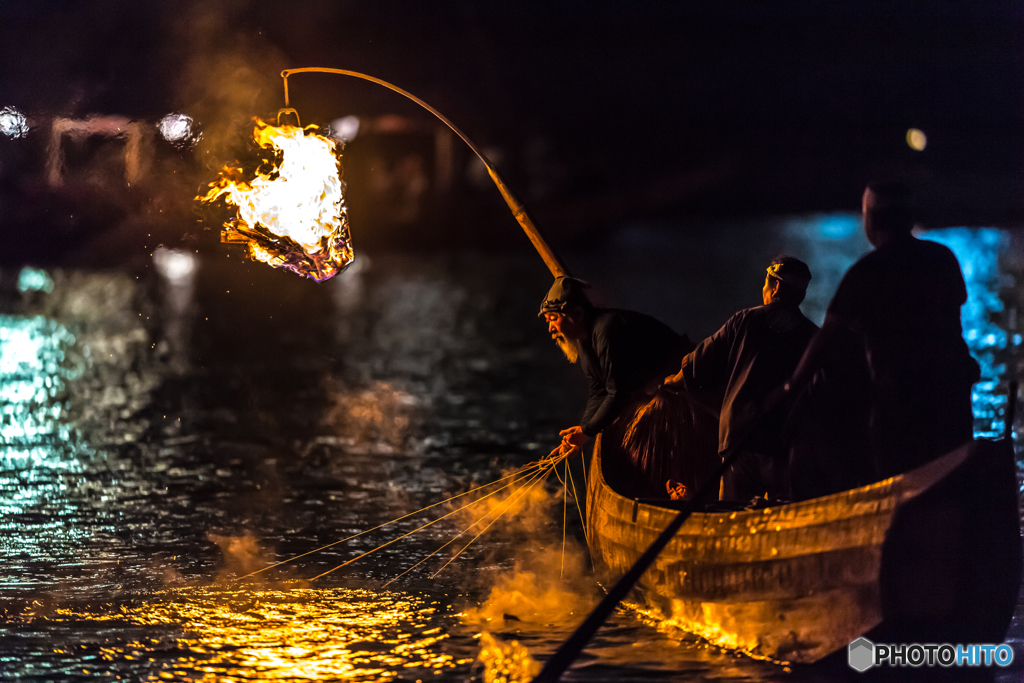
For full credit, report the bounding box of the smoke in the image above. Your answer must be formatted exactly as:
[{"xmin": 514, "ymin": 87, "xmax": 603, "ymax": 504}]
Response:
[
  {"xmin": 452, "ymin": 464, "xmax": 555, "ymax": 534},
  {"xmin": 464, "ymin": 542, "xmax": 593, "ymax": 627},
  {"xmin": 207, "ymin": 531, "xmax": 307, "ymax": 587},
  {"xmin": 0, "ymin": 1, "xmax": 303, "ymax": 267},
  {"xmin": 457, "ymin": 462, "xmax": 595, "ymax": 627},
  {"xmin": 171, "ymin": 1, "xmax": 288, "ymax": 168},
  {"xmin": 455, "ymin": 463, "xmax": 598, "ymax": 682},
  {"xmin": 161, "ymin": 563, "xmax": 185, "ymax": 586},
  {"xmin": 324, "ymin": 380, "xmax": 423, "ymax": 452},
  {"xmin": 208, "ymin": 531, "xmax": 265, "ymax": 578}
]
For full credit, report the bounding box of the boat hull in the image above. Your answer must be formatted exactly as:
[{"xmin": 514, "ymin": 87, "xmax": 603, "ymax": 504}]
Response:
[{"xmin": 585, "ymin": 437, "xmax": 1022, "ymax": 663}]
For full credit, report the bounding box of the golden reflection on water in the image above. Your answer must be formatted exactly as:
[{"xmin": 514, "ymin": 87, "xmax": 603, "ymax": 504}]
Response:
[
  {"xmin": 49, "ymin": 587, "xmax": 472, "ymax": 681},
  {"xmin": 475, "ymin": 633, "xmax": 539, "ymax": 683}
]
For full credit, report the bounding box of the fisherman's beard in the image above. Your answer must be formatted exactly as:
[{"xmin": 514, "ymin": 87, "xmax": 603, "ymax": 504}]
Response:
[{"xmin": 553, "ymin": 333, "xmax": 579, "ymax": 364}]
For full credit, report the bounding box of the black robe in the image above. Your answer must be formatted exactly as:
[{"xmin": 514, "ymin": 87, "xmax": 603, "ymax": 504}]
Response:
[
  {"xmin": 577, "ymin": 308, "xmax": 692, "ymax": 436},
  {"xmin": 676, "ymin": 301, "xmax": 818, "ymax": 455},
  {"xmin": 574, "ymin": 308, "xmax": 717, "ymax": 498},
  {"xmin": 826, "ymin": 234, "xmax": 979, "ymax": 477}
]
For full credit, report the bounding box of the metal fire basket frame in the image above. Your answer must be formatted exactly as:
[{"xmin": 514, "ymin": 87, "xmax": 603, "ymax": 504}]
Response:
[{"xmin": 279, "ymin": 67, "xmax": 569, "ymax": 279}]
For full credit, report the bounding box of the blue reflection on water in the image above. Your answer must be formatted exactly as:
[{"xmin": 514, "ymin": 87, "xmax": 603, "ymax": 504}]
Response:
[
  {"xmin": 784, "ymin": 216, "xmax": 1010, "ymax": 439},
  {"xmin": 781, "ymin": 213, "xmax": 870, "ymax": 326},
  {"xmin": 0, "ymin": 315, "xmax": 78, "ymax": 449},
  {"xmin": 808, "ymin": 214, "xmax": 861, "ymax": 241},
  {"xmin": 920, "ymin": 228, "xmax": 1009, "ymax": 438},
  {"xmin": 0, "ymin": 315, "xmax": 83, "ymax": 557}
]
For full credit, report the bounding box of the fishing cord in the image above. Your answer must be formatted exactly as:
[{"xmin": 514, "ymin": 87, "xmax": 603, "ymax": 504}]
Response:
[
  {"xmin": 428, "ymin": 460, "xmax": 557, "ymax": 579},
  {"xmin": 309, "ymin": 463, "xmax": 554, "ymax": 581},
  {"xmin": 234, "ymin": 459, "xmax": 547, "ymax": 581},
  {"xmin": 382, "ymin": 460, "xmax": 556, "ymax": 587},
  {"xmin": 566, "ymin": 460, "xmax": 595, "ymax": 571},
  {"xmin": 565, "ymin": 459, "xmax": 588, "ymax": 545},
  {"xmin": 429, "ymin": 460, "xmax": 559, "ymax": 579},
  {"xmin": 561, "ymin": 459, "xmax": 568, "ymax": 578},
  {"xmin": 552, "ymin": 454, "xmax": 593, "ymax": 572},
  {"xmin": 552, "ymin": 457, "xmax": 589, "ymax": 563}
]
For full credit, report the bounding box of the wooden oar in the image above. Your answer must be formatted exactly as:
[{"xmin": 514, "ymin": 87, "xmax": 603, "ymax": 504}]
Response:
[{"xmin": 531, "ymin": 443, "xmax": 746, "ymax": 682}]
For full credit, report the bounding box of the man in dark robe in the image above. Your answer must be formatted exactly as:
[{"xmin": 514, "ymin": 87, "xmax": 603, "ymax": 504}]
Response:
[
  {"xmin": 662, "ymin": 256, "xmax": 818, "ymax": 501},
  {"xmin": 784, "ymin": 182, "xmax": 979, "ymax": 499},
  {"xmin": 541, "ymin": 277, "xmax": 708, "ymax": 497}
]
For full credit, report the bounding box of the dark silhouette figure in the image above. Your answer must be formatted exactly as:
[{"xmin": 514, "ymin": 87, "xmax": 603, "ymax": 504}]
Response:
[
  {"xmin": 663, "ymin": 256, "xmax": 818, "ymax": 501},
  {"xmin": 785, "ymin": 182, "xmax": 979, "ymax": 500}
]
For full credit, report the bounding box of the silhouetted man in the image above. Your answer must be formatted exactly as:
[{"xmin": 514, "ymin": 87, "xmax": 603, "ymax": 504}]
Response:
[
  {"xmin": 785, "ymin": 182, "xmax": 979, "ymax": 499},
  {"xmin": 541, "ymin": 277, "xmax": 704, "ymax": 497},
  {"xmin": 662, "ymin": 256, "xmax": 818, "ymax": 501}
]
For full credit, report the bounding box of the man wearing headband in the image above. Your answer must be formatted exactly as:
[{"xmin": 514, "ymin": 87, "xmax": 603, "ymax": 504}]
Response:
[
  {"xmin": 662, "ymin": 256, "xmax": 818, "ymax": 501},
  {"xmin": 785, "ymin": 182, "xmax": 979, "ymax": 498},
  {"xmin": 540, "ymin": 277, "xmax": 707, "ymax": 497}
]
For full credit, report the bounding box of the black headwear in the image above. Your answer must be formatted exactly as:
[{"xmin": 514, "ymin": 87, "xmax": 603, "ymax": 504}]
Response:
[
  {"xmin": 766, "ymin": 256, "xmax": 812, "ymax": 290},
  {"xmin": 538, "ymin": 276, "xmax": 592, "ymax": 317}
]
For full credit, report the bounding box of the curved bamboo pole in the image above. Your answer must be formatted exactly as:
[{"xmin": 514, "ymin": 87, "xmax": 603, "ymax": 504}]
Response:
[{"xmin": 281, "ymin": 67, "xmax": 569, "ymax": 278}]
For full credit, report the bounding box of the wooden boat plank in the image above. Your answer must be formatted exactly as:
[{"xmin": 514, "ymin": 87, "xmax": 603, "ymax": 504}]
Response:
[
  {"xmin": 585, "ymin": 436, "xmax": 1017, "ymax": 663},
  {"xmin": 622, "ymin": 516, "xmax": 887, "ymax": 561}
]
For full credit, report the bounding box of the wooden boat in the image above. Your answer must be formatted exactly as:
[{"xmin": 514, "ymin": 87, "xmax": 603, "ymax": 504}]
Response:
[{"xmin": 586, "ymin": 435, "xmax": 1022, "ymax": 663}]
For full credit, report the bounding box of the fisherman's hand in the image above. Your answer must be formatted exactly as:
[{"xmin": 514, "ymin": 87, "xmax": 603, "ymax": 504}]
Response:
[
  {"xmin": 659, "ymin": 369, "xmax": 685, "ymax": 393},
  {"xmin": 550, "ymin": 426, "xmax": 590, "ymax": 459},
  {"xmin": 560, "ymin": 426, "xmax": 590, "ymax": 447},
  {"xmin": 548, "ymin": 441, "xmax": 582, "ymax": 459}
]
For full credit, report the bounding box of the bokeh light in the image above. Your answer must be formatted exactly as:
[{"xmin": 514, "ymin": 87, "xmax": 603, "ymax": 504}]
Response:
[
  {"xmin": 330, "ymin": 115, "xmax": 361, "ymax": 143},
  {"xmin": 152, "ymin": 246, "xmax": 197, "ymax": 284},
  {"xmin": 906, "ymin": 128, "xmax": 927, "ymax": 151},
  {"xmin": 0, "ymin": 106, "xmax": 28, "ymax": 138},
  {"xmin": 159, "ymin": 113, "xmax": 198, "ymax": 146},
  {"xmin": 17, "ymin": 267, "xmax": 54, "ymax": 294}
]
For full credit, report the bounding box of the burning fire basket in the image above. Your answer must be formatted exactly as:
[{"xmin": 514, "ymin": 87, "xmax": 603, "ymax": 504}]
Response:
[{"xmin": 199, "ymin": 68, "xmax": 569, "ymax": 282}]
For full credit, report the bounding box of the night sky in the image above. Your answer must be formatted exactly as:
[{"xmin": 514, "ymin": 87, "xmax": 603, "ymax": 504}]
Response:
[{"xmin": 0, "ymin": 0, "xmax": 1021, "ymax": 262}]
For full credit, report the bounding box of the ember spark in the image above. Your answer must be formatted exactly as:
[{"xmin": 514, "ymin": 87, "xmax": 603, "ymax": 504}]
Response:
[{"xmin": 198, "ymin": 119, "xmax": 354, "ymax": 282}]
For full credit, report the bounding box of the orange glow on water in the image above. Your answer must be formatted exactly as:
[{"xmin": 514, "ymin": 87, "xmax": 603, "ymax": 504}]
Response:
[
  {"xmin": 41, "ymin": 588, "xmax": 472, "ymax": 681},
  {"xmin": 475, "ymin": 633, "xmax": 540, "ymax": 683}
]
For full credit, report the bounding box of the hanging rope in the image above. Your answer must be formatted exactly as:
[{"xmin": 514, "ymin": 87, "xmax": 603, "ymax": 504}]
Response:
[
  {"xmin": 429, "ymin": 461, "xmax": 559, "ymax": 579},
  {"xmin": 235, "ymin": 459, "xmax": 547, "ymax": 581},
  {"xmin": 566, "ymin": 458, "xmax": 588, "ymax": 545},
  {"xmin": 310, "ymin": 460, "xmax": 559, "ymax": 581},
  {"xmin": 560, "ymin": 459, "xmax": 568, "ymax": 577},
  {"xmin": 383, "ymin": 461, "xmax": 555, "ymax": 587}
]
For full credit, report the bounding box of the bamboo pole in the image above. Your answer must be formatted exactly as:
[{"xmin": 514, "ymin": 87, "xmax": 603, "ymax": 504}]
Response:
[{"xmin": 280, "ymin": 67, "xmax": 570, "ymax": 279}]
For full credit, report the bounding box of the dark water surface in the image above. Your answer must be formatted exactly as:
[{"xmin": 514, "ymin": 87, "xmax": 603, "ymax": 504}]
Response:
[{"xmin": 1, "ymin": 217, "xmax": 1021, "ymax": 681}]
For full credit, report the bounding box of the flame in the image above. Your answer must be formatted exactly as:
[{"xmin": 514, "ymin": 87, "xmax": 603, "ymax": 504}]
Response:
[{"xmin": 198, "ymin": 118, "xmax": 354, "ymax": 282}]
